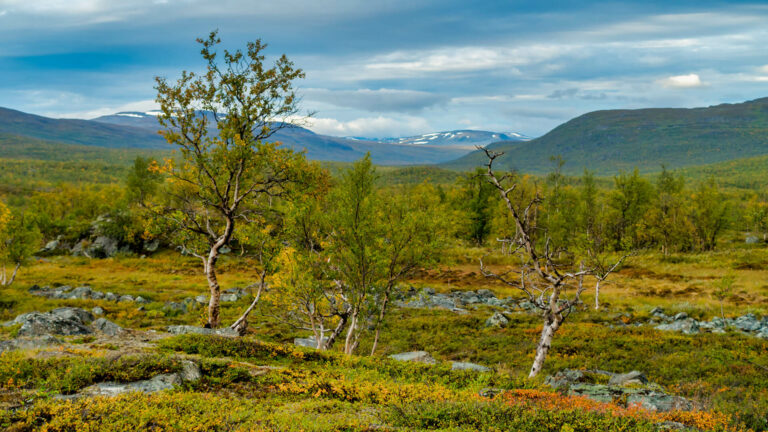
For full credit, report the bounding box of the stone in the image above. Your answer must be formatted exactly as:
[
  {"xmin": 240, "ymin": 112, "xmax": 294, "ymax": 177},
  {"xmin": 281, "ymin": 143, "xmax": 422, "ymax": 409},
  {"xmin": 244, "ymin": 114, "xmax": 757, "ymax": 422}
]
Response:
[
  {"xmin": 656, "ymin": 318, "xmax": 699, "ymax": 335},
  {"xmin": 70, "ymin": 286, "xmax": 93, "ymax": 299},
  {"xmin": 476, "ymin": 289, "xmax": 496, "ymax": 299},
  {"xmin": 86, "ymin": 236, "xmax": 119, "ymax": 258},
  {"xmin": 733, "ymin": 314, "xmax": 762, "ymax": 332},
  {"xmin": 388, "ymin": 351, "xmax": 436, "ymax": 364},
  {"xmin": 105, "ymin": 292, "xmax": 118, "ymax": 301},
  {"xmin": 608, "ymin": 371, "xmax": 648, "ymax": 386},
  {"xmin": 40, "ymin": 239, "xmax": 61, "ymax": 254},
  {"xmin": 484, "ymin": 312, "xmax": 510, "ymax": 328},
  {"xmin": 166, "ymin": 325, "xmax": 238, "ymax": 337},
  {"xmin": 118, "ymin": 295, "xmax": 135, "ymax": 303},
  {"xmin": 673, "ymin": 312, "xmax": 688, "ymax": 321},
  {"xmin": 746, "ymin": 235, "xmax": 760, "ymax": 244},
  {"xmin": 92, "ymin": 318, "xmax": 124, "ymax": 336},
  {"xmin": 545, "ymin": 369, "xmax": 588, "ymax": 389},
  {"xmin": 91, "ymin": 306, "xmax": 105, "ymax": 316},
  {"xmin": 180, "ymin": 360, "xmax": 202, "ymax": 382},
  {"xmin": 13, "ymin": 308, "xmax": 93, "ymax": 337},
  {"xmin": 195, "ymin": 295, "xmax": 208, "ymax": 304},
  {"xmin": 0, "ymin": 335, "xmax": 62, "ymax": 353},
  {"xmin": 135, "ymin": 296, "xmax": 150, "ymax": 304},
  {"xmin": 650, "ymin": 306, "xmax": 665, "ymax": 315},
  {"xmin": 294, "ymin": 336, "xmax": 327, "ymax": 348},
  {"xmin": 451, "ymin": 361, "xmax": 491, "ymax": 372},
  {"xmin": 220, "ymin": 294, "xmax": 239, "ymax": 302},
  {"xmin": 143, "ymin": 239, "xmax": 160, "ymax": 252},
  {"xmin": 82, "ymin": 373, "xmax": 182, "ymax": 396}
]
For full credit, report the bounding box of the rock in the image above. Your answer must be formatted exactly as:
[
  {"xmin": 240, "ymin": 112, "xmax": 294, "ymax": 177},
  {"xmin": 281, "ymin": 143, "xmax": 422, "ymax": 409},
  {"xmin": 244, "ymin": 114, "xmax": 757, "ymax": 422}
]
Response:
[
  {"xmin": 626, "ymin": 391, "xmax": 695, "ymax": 412},
  {"xmin": 650, "ymin": 306, "xmax": 665, "ymax": 316},
  {"xmin": 420, "ymin": 287, "xmax": 435, "ymax": 296},
  {"xmin": 0, "ymin": 335, "xmax": 62, "ymax": 353},
  {"xmin": 70, "ymin": 286, "xmax": 93, "ymax": 299},
  {"xmin": 39, "ymin": 239, "xmax": 61, "ymax": 254},
  {"xmin": 180, "ymin": 360, "xmax": 202, "ymax": 382},
  {"xmin": 82, "ymin": 373, "xmax": 182, "ymax": 396},
  {"xmin": 294, "ymin": 336, "xmax": 327, "ymax": 348},
  {"xmin": 733, "ymin": 314, "xmax": 762, "ymax": 332},
  {"xmin": 135, "ymin": 296, "xmax": 150, "ymax": 304},
  {"xmin": 195, "ymin": 295, "xmax": 208, "ymax": 304},
  {"xmin": 86, "ymin": 236, "xmax": 119, "ymax": 258},
  {"xmin": 656, "ymin": 318, "xmax": 699, "ymax": 335},
  {"xmin": 478, "ymin": 388, "xmax": 504, "ymax": 399},
  {"xmin": 92, "ymin": 318, "xmax": 124, "ymax": 336},
  {"xmin": 746, "ymin": 235, "xmax": 760, "ymax": 244},
  {"xmin": 166, "ymin": 325, "xmax": 238, "ymax": 337},
  {"xmin": 105, "ymin": 292, "xmax": 118, "ymax": 301},
  {"xmin": 220, "ymin": 294, "xmax": 239, "ymax": 302},
  {"xmin": 388, "ymin": 351, "xmax": 436, "ymax": 364},
  {"xmin": 143, "ymin": 239, "xmax": 160, "ymax": 252},
  {"xmin": 451, "ymin": 361, "xmax": 491, "ymax": 372},
  {"xmin": 13, "ymin": 308, "xmax": 93, "ymax": 337},
  {"xmin": 673, "ymin": 312, "xmax": 688, "ymax": 321},
  {"xmin": 485, "ymin": 312, "xmax": 510, "ymax": 328},
  {"xmin": 476, "ymin": 289, "xmax": 496, "ymax": 299},
  {"xmin": 545, "ymin": 369, "xmax": 588, "ymax": 388},
  {"xmin": 118, "ymin": 295, "xmax": 135, "ymax": 303},
  {"xmin": 608, "ymin": 371, "xmax": 648, "ymax": 386},
  {"xmin": 91, "ymin": 306, "xmax": 105, "ymax": 316}
]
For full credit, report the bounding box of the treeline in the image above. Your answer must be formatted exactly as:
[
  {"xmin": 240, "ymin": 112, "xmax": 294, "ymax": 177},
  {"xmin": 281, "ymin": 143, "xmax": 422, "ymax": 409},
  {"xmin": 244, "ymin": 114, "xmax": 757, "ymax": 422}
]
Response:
[{"xmin": 455, "ymin": 159, "xmax": 767, "ymax": 254}]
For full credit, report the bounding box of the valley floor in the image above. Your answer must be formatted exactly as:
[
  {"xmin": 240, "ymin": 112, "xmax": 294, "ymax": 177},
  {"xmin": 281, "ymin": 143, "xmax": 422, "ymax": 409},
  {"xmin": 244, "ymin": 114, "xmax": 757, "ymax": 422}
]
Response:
[{"xmin": 1, "ymin": 248, "xmax": 767, "ymax": 431}]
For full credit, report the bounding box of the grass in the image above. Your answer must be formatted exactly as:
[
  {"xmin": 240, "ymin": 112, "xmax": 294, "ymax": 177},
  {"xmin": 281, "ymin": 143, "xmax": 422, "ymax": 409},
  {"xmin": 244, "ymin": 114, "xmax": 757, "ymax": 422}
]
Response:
[{"xmin": 2, "ymin": 246, "xmax": 768, "ymax": 430}]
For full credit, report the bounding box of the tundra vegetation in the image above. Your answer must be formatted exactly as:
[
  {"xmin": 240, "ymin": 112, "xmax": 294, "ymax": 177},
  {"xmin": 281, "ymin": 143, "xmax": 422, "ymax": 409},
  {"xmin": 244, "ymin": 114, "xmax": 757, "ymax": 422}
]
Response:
[{"xmin": 2, "ymin": 35, "xmax": 768, "ymax": 432}]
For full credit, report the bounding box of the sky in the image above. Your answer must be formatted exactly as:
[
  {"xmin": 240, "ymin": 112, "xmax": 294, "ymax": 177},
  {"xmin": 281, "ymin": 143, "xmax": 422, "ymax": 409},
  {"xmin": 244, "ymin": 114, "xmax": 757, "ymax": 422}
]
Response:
[{"xmin": 1, "ymin": 0, "xmax": 768, "ymax": 138}]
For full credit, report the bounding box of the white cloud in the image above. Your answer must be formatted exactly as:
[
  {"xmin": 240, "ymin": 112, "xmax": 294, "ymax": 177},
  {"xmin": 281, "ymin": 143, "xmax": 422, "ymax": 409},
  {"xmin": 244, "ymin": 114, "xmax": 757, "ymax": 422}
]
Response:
[
  {"xmin": 302, "ymin": 88, "xmax": 446, "ymax": 112},
  {"xmin": 53, "ymin": 99, "xmax": 158, "ymax": 119},
  {"xmin": 760, "ymin": 65, "xmax": 768, "ymax": 74},
  {"xmin": 304, "ymin": 115, "xmax": 430, "ymax": 138},
  {"xmin": 659, "ymin": 73, "xmax": 704, "ymax": 88}
]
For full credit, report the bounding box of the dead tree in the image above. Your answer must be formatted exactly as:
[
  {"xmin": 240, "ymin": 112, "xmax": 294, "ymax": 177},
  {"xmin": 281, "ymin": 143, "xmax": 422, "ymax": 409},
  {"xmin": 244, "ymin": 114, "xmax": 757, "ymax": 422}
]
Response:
[{"xmin": 478, "ymin": 147, "xmax": 627, "ymax": 378}]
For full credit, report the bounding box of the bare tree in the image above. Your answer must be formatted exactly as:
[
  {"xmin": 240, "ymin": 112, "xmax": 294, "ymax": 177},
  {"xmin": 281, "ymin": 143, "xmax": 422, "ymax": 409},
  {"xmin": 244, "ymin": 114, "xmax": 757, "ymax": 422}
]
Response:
[{"xmin": 477, "ymin": 147, "xmax": 627, "ymax": 378}]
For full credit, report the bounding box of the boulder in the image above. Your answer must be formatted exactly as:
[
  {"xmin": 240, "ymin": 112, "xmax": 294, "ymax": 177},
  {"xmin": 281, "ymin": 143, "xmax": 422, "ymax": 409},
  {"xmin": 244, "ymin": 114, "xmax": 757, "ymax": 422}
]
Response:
[
  {"xmin": 92, "ymin": 318, "xmax": 124, "ymax": 336},
  {"xmin": 79, "ymin": 362, "xmax": 201, "ymax": 396},
  {"xmin": 608, "ymin": 370, "xmax": 648, "ymax": 386},
  {"xmin": 485, "ymin": 312, "xmax": 510, "ymax": 328},
  {"xmin": 451, "ymin": 361, "xmax": 491, "ymax": 372},
  {"xmin": 656, "ymin": 318, "xmax": 699, "ymax": 335},
  {"xmin": 13, "ymin": 308, "xmax": 94, "ymax": 337},
  {"xmin": 220, "ymin": 294, "xmax": 239, "ymax": 303},
  {"xmin": 70, "ymin": 286, "xmax": 93, "ymax": 299},
  {"xmin": 86, "ymin": 236, "xmax": 119, "ymax": 258},
  {"xmin": 388, "ymin": 351, "xmax": 436, "ymax": 364},
  {"xmin": 118, "ymin": 295, "xmax": 135, "ymax": 303},
  {"xmin": 135, "ymin": 296, "xmax": 150, "ymax": 304},
  {"xmin": 105, "ymin": 292, "xmax": 118, "ymax": 301},
  {"xmin": 476, "ymin": 289, "xmax": 496, "ymax": 299},
  {"xmin": 294, "ymin": 336, "xmax": 327, "ymax": 349},
  {"xmin": 0, "ymin": 335, "xmax": 62, "ymax": 353},
  {"xmin": 195, "ymin": 295, "xmax": 208, "ymax": 304},
  {"xmin": 733, "ymin": 314, "xmax": 762, "ymax": 332},
  {"xmin": 166, "ymin": 325, "xmax": 238, "ymax": 337},
  {"xmin": 673, "ymin": 312, "xmax": 688, "ymax": 321},
  {"xmin": 91, "ymin": 306, "xmax": 105, "ymax": 316},
  {"xmin": 143, "ymin": 239, "xmax": 160, "ymax": 252}
]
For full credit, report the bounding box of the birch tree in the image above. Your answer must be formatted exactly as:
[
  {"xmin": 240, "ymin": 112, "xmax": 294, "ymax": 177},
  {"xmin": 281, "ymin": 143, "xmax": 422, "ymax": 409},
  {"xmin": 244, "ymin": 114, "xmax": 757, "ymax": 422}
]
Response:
[
  {"xmin": 477, "ymin": 148, "xmax": 627, "ymax": 378},
  {"xmin": 150, "ymin": 31, "xmax": 317, "ymax": 328}
]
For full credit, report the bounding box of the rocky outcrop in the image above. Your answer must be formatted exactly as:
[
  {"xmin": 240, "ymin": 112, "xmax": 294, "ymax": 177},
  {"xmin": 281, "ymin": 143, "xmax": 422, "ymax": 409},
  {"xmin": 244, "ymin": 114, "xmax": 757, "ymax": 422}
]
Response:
[
  {"xmin": 10, "ymin": 307, "xmax": 94, "ymax": 337},
  {"xmin": 484, "ymin": 312, "xmax": 510, "ymax": 328},
  {"xmin": 451, "ymin": 361, "xmax": 491, "ymax": 372},
  {"xmin": 0, "ymin": 335, "xmax": 62, "ymax": 353},
  {"xmin": 393, "ymin": 287, "xmax": 521, "ymax": 314},
  {"xmin": 77, "ymin": 360, "xmax": 201, "ymax": 397},
  {"xmin": 28, "ymin": 285, "xmax": 150, "ymax": 304},
  {"xmin": 651, "ymin": 308, "xmax": 768, "ymax": 338},
  {"xmin": 388, "ymin": 351, "xmax": 437, "ymax": 364},
  {"xmin": 166, "ymin": 325, "xmax": 239, "ymax": 337},
  {"xmin": 546, "ymin": 369, "xmax": 695, "ymax": 412},
  {"xmin": 92, "ymin": 318, "xmax": 124, "ymax": 336}
]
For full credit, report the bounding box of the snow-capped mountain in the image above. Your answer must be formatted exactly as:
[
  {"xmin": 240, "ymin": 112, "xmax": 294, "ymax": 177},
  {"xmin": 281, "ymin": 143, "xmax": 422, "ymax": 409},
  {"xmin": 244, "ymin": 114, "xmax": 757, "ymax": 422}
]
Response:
[{"xmin": 364, "ymin": 130, "xmax": 531, "ymax": 149}]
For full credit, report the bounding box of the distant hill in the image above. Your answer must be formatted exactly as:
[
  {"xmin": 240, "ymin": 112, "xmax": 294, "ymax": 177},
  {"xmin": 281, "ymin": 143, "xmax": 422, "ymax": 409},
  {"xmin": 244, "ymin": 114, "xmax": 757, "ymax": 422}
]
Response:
[
  {"xmin": 0, "ymin": 107, "xmax": 167, "ymax": 149},
  {"xmin": 91, "ymin": 111, "xmax": 471, "ymax": 165},
  {"xmin": 356, "ymin": 130, "xmax": 530, "ymax": 149},
  {"xmin": 443, "ymin": 97, "xmax": 768, "ymax": 174}
]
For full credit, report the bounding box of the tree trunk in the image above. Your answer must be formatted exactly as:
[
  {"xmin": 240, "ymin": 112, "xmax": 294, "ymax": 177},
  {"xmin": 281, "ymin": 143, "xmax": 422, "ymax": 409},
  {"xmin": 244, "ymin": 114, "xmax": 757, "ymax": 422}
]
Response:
[
  {"xmin": 205, "ymin": 218, "xmax": 234, "ymax": 328},
  {"xmin": 370, "ymin": 290, "xmax": 391, "ymax": 356},
  {"xmin": 594, "ymin": 280, "xmax": 601, "ymax": 310},
  {"xmin": 6, "ymin": 263, "xmax": 20, "ymax": 287},
  {"xmin": 528, "ymin": 317, "xmax": 562, "ymax": 378},
  {"xmin": 344, "ymin": 309, "xmax": 359, "ymax": 355},
  {"xmin": 323, "ymin": 311, "xmax": 348, "ymax": 350},
  {"xmin": 230, "ymin": 278, "xmax": 265, "ymax": 334}
]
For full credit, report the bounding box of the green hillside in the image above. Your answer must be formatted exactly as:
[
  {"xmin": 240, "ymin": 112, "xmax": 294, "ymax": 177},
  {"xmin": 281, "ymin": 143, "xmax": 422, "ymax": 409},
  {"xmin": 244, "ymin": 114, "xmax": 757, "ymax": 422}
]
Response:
[{"xmin": 444, "ymin": 97, "xmax": 768, "ymax": 175}]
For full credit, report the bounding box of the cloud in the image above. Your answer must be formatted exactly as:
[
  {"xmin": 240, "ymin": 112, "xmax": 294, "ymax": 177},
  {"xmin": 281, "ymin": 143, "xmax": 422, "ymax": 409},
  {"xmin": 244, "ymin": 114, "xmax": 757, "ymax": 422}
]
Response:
[
  {"xmin": 659, "ymin": 73, "xmax": 704, "ymax": 88},
  {"xmin": 760, "ymin": 65, "xmax": 768, "ymax": 74},
  {"xmin": 302, "ymin": 88, "xmax": 447, "ymax": 113},
  {"xmin": 548, "ymin": 88, "xmax": 579, "ymax": 99},
  {"xmin": 304, "ymin": 115, "xmax": 430, "ymax": 138},
  {"xmin": 52, "ymin": 99, "xmax": 158, "ymax": 119}
]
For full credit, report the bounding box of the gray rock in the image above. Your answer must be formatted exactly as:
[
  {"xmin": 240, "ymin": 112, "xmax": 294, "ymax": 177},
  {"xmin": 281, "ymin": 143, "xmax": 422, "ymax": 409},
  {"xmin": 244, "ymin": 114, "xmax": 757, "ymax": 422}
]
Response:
[
  {"xmin": 545, "ymin": 369, "xmax": 588, "ymax": 388},
  {"xmin": 389, "ymin": 351, "xmax": 436, "ymax": 364},
  {"xmin": 14, "ymin": 308, "xmax": 93, "ymax": 337},
  {"xmin": 143, "ymin": 239, "xmax": 160, "ymax": 252},
  {"xmin": 82, "ymin": 373, "xmax": 182, "ymax": 396},
  {"xmin": 0, "ymin": 335, "xmax": 62, "ymax": 353},
  {"xmin": 92, "ymin": 318, "xmax": 124, "ymax": 336},
  {"xmin": 608, "ymin": 370, "xmax": 647, "ymax": 386},
  {"xmin": 118, "ymin": 295, "xmax": 135, "ymax": 303},
  {"xmin": 86, "ymin": 236, "xmax": 119, "ymax": 258},
  {"xmin": 625, "ymin": 391, "xmax": 694, "ymax": 412},
  {"xmin": 746, "ymin": 235, "xmax": 760, "ymax": 244},
  {"xmin": 105, "ymin": 292, "xmax": 118, "ymax": 301},
  {"xmin": 650, "ymin": 306, "xmax": 665, "ymax": 316},
  {"xmin": 91, "ymin": 306, "xmax": 105, "ymax": 316},
  {"xmin": 294, "ymin": 336, "xmax": 327, "ymax": 348},
  {"xmin": 135, "ymin": 296, "xmax": 149, "ymax": 304},
  {"xmin": 91, "ymin": 291, "xmax": 105, "ymax": 300},
  {"xmin": 656, "ymin": 318, "xmax": 699, "ymax": 335},
  {"xmin": 166, "ymin": 325, "xmax": 238, "ymax": 337},
  {"xmin": 220, "ymin": 294, "xmax": 239, "ymax": 302},
  {"xmin": 733, "ymin": 314, "xmax": 762, "ymax": 332},
  {"xmin": 70, "ymin": 286, "xmax": 93, "ymax": 299},
  {"xmin": 476, "ymin": 289, "xmax": 496, "ymax": 299},
  {"xmin": 195, "ymin": 295, "xmax": 208, "ymax": 304},
  {"xmin": 673, "ymin": 312, "xmax": 688, "ymax": 321},
  {"xmin": 451, "ymin": 361, "xmax": 491, "ymax": 372},
  {"xmin": 485, "ymin": 312, "xmax": 509, "ymax": 328},
  {"xmin": 40, "ymin": 239, "xmax": 61, "ymax": 254}
]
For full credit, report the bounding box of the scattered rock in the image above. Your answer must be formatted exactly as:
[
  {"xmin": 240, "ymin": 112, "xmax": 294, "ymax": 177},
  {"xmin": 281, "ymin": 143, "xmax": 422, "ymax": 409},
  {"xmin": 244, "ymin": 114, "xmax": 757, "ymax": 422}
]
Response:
[
  {"xmin": 79, "ymin": 361, "xmax": 202, "ymax": 397},
  {"xmin": 673, "ymin": 312, "xmax": 688, "ymax": 321},
  {"xmin": 388, "ymin": 351, "xmax": 436, "ymax": 364},
  {"xmin": 451, "ymin": 361, "xmax": 491, "ymax": 372},
  {"xmin": 294, "ymin": 336, "xmax": 327, "ymax": 348},
  {"xmin": 485, "ymin": 312, "xmax": 510, "ymax": 328},
  {"xmin": 0, "ymin": 335, "xmax": 62, "ymax": 353},
  {"xmin": 12, "ymin": 308, "xmax": 94, "ymax": 337},
  {"xmin": 92, "ymin": 318, "xmax": 124, "ymax": 336},
  {"xmin": 166, "ymin": 325, "xmax": 238, "ymax": 337},
  {"xmin": 656, "ymin": 319, "xmax": 700, "ymax": 335},
  {"xmin": 608, "ymin": 371, "xmax": 647, "ymax": 386}
]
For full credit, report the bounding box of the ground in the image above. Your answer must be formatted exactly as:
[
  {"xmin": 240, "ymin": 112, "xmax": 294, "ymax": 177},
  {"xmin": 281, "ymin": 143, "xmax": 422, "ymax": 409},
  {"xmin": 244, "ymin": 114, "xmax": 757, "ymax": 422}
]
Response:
[{"xmin": 1, "ymin": 246, "xmax": 767, "ymax": 431}]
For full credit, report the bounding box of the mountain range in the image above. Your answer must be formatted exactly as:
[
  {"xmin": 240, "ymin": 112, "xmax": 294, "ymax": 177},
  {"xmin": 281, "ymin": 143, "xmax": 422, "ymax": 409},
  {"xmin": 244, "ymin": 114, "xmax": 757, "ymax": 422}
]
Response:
[
  {"xmin": 444, "ymin": 97, "xmax": 768, "ymax": 174},
  {"xmin": 0, "ymin": 108, "xmax": 513, "ymax": 165}
]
